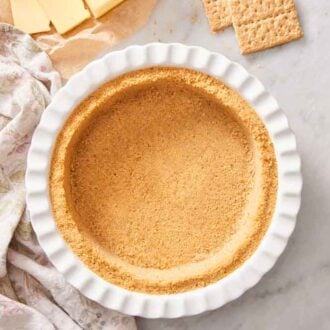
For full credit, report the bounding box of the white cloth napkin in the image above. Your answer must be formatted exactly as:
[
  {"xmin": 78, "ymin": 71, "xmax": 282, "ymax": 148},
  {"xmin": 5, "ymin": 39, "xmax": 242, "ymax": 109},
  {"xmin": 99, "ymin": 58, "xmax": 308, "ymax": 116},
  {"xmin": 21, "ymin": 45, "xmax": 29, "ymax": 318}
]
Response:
[{"xmin": 0, "ymin": 24, "xmax": 136, "ymax": 330}]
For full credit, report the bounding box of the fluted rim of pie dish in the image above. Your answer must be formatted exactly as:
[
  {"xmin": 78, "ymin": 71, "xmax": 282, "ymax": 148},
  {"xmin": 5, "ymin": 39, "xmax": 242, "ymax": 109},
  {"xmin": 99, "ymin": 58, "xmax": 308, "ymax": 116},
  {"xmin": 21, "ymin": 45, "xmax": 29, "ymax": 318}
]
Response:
[{"xmin": 26, "ymin": 43, "xmax": 302, "ymax": 318}]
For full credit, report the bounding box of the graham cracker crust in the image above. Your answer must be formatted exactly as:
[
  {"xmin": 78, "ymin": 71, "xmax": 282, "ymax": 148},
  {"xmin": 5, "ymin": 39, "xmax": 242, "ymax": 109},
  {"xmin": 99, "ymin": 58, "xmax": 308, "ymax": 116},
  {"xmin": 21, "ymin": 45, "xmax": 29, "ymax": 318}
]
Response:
[{"xmin": 50, "ymin": 67, "xmax": 277, "ymax": 294}]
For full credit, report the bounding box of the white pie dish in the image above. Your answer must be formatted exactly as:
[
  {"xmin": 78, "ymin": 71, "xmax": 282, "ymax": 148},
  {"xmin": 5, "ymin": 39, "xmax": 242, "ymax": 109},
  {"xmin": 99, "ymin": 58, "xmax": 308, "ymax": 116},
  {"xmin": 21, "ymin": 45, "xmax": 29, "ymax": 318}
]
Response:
[{"xmin": 26, "ymin": 43, "xmax": 302, "ymax": 318}]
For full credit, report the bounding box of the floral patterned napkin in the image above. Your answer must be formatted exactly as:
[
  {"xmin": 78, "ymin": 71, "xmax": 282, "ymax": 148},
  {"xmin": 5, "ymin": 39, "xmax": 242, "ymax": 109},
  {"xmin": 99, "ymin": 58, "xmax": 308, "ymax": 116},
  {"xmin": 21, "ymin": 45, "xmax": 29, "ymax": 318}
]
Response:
[{"xmin": 0, "ymin": 24, "xmax": 136, "ymax": 330}]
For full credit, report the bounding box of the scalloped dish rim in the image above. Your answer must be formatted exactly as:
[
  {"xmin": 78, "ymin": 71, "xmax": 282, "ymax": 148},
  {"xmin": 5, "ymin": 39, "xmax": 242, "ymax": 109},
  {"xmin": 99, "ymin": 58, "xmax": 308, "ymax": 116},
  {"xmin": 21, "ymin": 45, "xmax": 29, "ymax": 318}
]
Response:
[{"xmin": 25, "ymin": 43, "xmax": 302, "ymax": 318}]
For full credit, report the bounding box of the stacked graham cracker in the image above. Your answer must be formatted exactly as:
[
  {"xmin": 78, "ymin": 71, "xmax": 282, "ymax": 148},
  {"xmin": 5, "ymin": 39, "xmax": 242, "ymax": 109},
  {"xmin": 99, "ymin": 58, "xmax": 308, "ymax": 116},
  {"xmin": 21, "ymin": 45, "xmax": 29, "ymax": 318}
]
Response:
[{"xmin": 202, "ymin": 0, "xmax": 303, "ymax": 54}]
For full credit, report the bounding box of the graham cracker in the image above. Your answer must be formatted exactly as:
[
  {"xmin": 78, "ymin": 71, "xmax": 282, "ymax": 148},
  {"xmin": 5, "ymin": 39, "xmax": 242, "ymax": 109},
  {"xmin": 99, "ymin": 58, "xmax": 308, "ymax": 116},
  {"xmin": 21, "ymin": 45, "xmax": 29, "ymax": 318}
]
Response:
[
  {"xmin": 230, "ymin": 0, "xmax": 303, "ymax": 54},
  {"xmin": 202, "ymin": 0, "xmax": 232, "ymax": 32}
]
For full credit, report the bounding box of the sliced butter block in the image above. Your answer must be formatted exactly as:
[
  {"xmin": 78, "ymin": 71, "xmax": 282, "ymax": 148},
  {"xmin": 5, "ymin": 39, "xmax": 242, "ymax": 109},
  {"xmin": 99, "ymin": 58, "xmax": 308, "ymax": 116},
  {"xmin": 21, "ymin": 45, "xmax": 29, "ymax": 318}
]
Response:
[
  {"xmin": 37, "ymin": 0, "xmax": 91, "ymax": 35},
  {"xmin": 85, "ymin": 0, "xmax": 126, "ymax": 18},
  {"xmin": 10, "ymin": 0, "xmax": 50, "ymax": 34}
]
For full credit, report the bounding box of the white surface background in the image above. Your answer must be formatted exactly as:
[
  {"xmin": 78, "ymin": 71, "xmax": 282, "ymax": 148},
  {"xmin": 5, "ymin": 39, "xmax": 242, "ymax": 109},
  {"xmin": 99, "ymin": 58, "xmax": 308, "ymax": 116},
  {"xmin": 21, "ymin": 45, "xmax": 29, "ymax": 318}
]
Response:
[{"xmin": 111, "ymin": 1, "xmax": 329, "ymax": 329}]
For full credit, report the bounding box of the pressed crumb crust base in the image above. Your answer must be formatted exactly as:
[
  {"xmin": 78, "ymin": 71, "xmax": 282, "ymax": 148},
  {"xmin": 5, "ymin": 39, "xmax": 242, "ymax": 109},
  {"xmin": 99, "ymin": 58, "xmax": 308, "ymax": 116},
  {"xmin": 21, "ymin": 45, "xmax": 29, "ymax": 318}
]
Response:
[{"xmin": 50, "ymin": 67, "xmax": 277, "ymax": 294}]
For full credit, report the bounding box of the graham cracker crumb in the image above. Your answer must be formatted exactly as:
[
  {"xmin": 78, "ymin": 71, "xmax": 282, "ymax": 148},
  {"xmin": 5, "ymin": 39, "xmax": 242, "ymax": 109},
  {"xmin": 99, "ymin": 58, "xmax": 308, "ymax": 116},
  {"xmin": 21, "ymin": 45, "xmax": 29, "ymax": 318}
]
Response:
[{"xmin": 50, "ymin": 67, "xmax": 277, "ymax": 294}]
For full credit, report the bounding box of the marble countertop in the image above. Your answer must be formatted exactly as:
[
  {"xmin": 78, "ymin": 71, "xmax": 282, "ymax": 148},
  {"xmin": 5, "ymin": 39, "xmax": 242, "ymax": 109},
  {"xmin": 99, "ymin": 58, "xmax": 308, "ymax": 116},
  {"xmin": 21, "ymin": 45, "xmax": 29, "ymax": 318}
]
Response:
[{"xmin": 113, "ymin": 1, "xmax": 330, "ymax": 329}]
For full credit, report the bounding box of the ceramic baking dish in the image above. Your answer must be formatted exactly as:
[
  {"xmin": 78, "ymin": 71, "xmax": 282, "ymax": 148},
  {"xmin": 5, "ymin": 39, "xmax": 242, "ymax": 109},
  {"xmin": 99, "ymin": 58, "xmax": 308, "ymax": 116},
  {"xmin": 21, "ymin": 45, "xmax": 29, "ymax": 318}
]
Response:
[{"xmin": 26, "ymin": 43, "xmax": 302, "ymax": 318}]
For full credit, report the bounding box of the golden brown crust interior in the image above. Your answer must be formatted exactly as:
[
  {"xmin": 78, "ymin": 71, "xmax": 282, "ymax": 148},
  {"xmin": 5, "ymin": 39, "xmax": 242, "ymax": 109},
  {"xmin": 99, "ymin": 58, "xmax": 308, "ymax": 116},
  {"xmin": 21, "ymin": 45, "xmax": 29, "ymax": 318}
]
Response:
[{"xmin": 49, "ymin": 67, "xmax": 277, "ymax": 294}]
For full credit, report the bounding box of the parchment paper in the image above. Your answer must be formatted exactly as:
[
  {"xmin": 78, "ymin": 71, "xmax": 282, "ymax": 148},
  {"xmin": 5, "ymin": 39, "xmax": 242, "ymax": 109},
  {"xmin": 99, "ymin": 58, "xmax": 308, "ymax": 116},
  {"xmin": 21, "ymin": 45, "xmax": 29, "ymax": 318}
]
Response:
[{"xmin": 1, "ymin": 0, "xmax": 157, "ymax": 79}]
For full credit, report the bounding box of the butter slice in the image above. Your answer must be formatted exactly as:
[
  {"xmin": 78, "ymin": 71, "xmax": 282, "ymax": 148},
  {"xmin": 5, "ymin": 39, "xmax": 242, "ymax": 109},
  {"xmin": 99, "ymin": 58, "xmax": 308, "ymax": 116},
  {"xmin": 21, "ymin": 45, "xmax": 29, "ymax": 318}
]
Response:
[
  {"xmin": 37, "ymin": 0, "xmax": 90, "ymax": 34},
  {"xmin": 85, "ymin": 0, "xmax": 126, "ymax": 18},
  {"xmin": 10, "ymin": 0, "xmax": 50, "ymax": 34}
]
